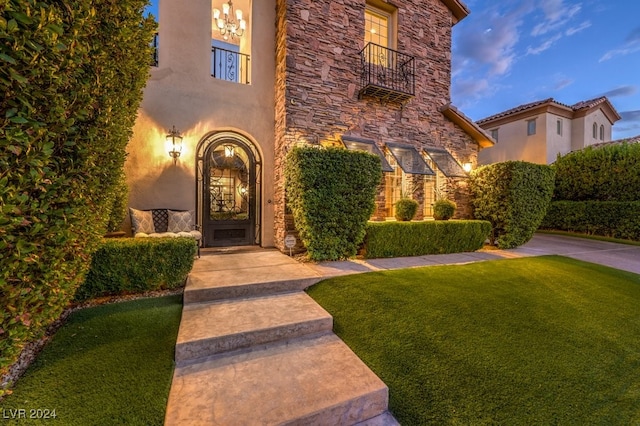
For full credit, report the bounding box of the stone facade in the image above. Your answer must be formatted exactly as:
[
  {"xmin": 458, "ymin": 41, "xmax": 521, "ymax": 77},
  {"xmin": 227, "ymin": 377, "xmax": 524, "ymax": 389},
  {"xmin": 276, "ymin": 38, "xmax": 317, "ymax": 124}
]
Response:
[{"xmin": 274, "ymin": 0, "xmax": 480, "ymax": 250}]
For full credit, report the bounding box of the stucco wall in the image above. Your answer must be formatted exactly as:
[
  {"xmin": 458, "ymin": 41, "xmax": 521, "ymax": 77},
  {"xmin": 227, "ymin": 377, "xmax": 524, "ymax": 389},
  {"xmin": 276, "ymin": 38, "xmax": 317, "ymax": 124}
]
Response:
[
  {"xmin": 546, "ymin": 114, "xmax": 572, "ymax": 163},
  {"xmin": 581, "ymin": 109, "xmax": 613, "ymax": 148},
  {"xmin": 478, "ymin": 114, "xmax": 548, "ymax": 165},
  {"xmin": 125, "ymin": 0, "xmax": 277, "ymax": 246},
  {"xmin": 273, "ymin": 0, "xmax": 480, "ymax": 250}
]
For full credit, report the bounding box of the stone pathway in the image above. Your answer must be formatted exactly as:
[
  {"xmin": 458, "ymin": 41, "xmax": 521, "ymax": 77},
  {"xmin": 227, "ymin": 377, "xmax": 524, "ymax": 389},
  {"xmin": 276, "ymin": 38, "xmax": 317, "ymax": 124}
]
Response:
[{"xmin": 165, "ymin": 248, "xmax": 398, "ymax": 425}]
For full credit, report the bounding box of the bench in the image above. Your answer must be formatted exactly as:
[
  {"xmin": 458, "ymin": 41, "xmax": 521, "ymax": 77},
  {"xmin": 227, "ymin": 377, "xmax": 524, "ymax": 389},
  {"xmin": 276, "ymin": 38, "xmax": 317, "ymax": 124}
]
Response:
[{"xmin": 129, "ymin": 208, "xmax": 202, "ymax": 257}]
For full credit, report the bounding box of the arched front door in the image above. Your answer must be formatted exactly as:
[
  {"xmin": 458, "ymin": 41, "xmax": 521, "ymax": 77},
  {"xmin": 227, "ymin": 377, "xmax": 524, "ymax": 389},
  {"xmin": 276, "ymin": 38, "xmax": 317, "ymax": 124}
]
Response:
[{"xmin": 197, "ymin": 133, "xmax": 261, "ymax": 247}]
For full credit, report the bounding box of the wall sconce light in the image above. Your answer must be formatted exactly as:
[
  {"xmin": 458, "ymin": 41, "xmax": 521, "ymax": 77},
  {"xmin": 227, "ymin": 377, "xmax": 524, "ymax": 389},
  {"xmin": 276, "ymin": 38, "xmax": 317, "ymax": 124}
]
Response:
[
  {"xmin": 463, "ymin": 162, "xmax": 473, "ymax": 173},
  {"xmin": 166, "ymin": 125, "xmax": 183, "ymax": 164},
  {"xmin": 224, "ymin": 144, "xmax": 235, "ymax": 158}
]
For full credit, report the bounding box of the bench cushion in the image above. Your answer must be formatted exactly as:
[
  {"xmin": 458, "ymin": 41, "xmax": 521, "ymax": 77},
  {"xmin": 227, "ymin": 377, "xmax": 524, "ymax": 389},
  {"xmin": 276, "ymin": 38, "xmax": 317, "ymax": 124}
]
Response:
[
  {"xmin": 168, "ymin": 210, "xmax": 193, "ymax": 233},
  {"xmin": 130, "ymin": 208, "xmax": 155, "ymax": 234}
]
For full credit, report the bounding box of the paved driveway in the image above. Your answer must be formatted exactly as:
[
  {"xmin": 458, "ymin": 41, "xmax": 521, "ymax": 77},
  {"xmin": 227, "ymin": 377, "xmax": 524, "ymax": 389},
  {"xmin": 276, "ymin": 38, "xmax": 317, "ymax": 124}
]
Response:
[{"xmin": 514, "ymin": 233, "xmax": 640, "ymax": 275}]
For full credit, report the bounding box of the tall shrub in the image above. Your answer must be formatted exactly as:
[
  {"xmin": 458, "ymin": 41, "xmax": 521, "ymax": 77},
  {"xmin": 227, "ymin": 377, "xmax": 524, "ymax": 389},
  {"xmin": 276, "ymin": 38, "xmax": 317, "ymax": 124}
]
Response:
[
  {"xmin": 553, "ymin": 142, "xmax": 640, "ymax": 201},
  {"xmin": 285, "ymin": 147, "xmax": 382, "ymax": 260},
  {"xmin": 0, "ymin": 0, "xmax": 156, "ymax": 380},
  {"xmin": 470, "ymin": 161, "xmax": 555, "ymax": 249}
]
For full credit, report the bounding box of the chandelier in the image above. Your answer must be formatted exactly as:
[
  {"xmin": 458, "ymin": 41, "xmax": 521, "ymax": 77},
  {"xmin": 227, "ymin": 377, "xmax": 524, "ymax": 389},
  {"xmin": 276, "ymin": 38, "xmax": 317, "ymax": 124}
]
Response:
[{"xmin": 213, "ymin": 1, "xmax": 246, "ymax": 40}]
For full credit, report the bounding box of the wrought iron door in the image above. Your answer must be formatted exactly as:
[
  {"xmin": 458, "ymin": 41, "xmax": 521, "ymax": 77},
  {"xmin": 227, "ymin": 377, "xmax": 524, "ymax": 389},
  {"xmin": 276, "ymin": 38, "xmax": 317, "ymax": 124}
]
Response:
[{"xmin": 201, "ymin": 139, "xmax": 258, "ymax": 246}]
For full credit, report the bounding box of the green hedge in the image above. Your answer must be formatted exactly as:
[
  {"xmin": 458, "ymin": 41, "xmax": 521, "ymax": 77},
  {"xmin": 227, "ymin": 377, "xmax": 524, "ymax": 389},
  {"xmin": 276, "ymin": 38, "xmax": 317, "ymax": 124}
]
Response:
[
  {"xmin": 0, "ymin": 0, "xmax": 155, "ymax": 379},
  {"xmin": 285, "ymin": 147, "xmax": 382, "ymax": 261},
  {"xmin": 553, "ymin": 142, "xmax": 640, "ymax": 201},
  {"xmin": 540, "ymin": 201, "xmax": 640, "ymax": 240},
  {"xmin": 75, "ymin": 238, "xmax": 197, "ymax": 302},
  {"xmin": 363, "ymin": 220, "xmax": 491, "ymax": 258},
  {"xmin": 470, "ymin": 161, "xmax": 555, "ymax": 249}
]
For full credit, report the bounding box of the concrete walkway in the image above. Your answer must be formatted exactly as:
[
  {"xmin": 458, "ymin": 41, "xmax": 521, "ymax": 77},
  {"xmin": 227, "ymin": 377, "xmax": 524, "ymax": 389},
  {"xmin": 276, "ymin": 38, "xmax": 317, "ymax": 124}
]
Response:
[{"xmin": 165, "ymin": 234, "xmax": 639, "ymax": 425}]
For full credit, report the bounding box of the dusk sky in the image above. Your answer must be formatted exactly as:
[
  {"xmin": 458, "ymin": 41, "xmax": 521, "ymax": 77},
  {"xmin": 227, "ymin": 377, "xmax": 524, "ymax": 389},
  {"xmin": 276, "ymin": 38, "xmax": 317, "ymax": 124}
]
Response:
[{"xmin": 452, "ymin": 0, "xmax": 640, "ymax": 140}]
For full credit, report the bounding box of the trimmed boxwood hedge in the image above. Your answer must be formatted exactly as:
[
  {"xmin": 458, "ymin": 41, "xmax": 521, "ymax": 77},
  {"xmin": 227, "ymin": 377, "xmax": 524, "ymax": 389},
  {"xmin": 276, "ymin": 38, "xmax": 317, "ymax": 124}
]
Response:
[
  {"xmin": 74, "ymin": 238, "xmax": 197, "ymax": 302},
  {"xmin": 363, "ymin": 220, "xmax": 491, "ymax": 259},
  {"xmin": 285, "ymin": 147, "xmax": 382, "ymax": 261},
  {"xmin": 470, "ymin": 161, "xmax": 555, "ymax": 249},
  {"xmin": 540, "ymin": 201, "xmax": 640, "ymax": 240}
]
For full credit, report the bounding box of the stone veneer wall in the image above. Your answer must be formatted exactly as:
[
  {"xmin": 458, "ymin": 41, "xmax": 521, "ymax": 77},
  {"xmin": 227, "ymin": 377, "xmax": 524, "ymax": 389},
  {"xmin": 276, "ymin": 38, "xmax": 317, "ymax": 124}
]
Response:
[{"xmin": 274, "ymin": 0, "xmax": 478, "ymax": 251}]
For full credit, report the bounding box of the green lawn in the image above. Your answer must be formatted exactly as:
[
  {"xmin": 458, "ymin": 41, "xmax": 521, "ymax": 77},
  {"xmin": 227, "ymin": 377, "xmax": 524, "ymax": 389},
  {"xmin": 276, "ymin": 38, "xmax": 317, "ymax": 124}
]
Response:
[
  {"xmin": 0, "ymin": 295, "xmax": 182, "ymax": 425},
  {"xmin": 307, "ymin": 256, "xmax": 640, "ymax": 425}
]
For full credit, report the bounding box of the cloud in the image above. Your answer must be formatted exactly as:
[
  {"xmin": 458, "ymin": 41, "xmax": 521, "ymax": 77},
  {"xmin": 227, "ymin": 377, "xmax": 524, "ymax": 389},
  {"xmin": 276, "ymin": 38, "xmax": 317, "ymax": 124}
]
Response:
[
  {"xmin": 452, "ymin": 78, "xmax": 491, "ymax": 100},
  {"xmin": 526, "ymin": 34, "xmax": 563, "ymax": 55},
  {"xmin": 600, "ymin": 27, "xmax": 640, "ymax": 62},
  {"xmin": 600, "ymin": 86, "xmax": 637, "ymax": 98},
  {"xmin": 565, "ymin": 20, "xmax": 591, "ymax": 36},
  {"xmin": 531, "ymin": 1, "xmax": 581, "ymax": 36},
  {"xmin": 599, "ymin": 45, "xmax": 640, "ymax": 62},
  {"xmin": 554, "ymin": 77, "xmax": 574, "ymax": 90},
  {"xmin": 454, "ymin": 3, "xmax": 534, "ymax": 78},
  {"xmin": 619, "ymin": 110, "xmax": 640, "ymax": 122},
  {"xmin": 626, "ymin": 26, "xmax": 640, "ymax": 43}
]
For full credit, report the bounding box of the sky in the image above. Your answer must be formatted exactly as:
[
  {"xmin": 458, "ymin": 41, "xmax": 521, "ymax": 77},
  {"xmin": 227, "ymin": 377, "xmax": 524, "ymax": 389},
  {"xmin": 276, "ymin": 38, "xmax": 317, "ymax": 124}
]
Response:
[{"xmin": 451, "ymin": 0, "xmax": 640, "ymax": 140}]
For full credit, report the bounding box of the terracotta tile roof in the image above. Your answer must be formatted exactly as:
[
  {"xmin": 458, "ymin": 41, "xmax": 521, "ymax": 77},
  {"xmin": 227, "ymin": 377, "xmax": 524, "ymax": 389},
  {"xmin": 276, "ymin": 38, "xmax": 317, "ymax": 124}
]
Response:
[
  {"xmin": 476, "ymin": 98, "xmax": 558, "ymax": 124},
  {"xmin": 477, "ymin": 96, "xmax": 621, "ymax": 124},
  {"xmin": 570, "ymin": 96, "xmax": 608, "ymax": 110},
  {"xmin": 590, "ymin": 134, "xmax": 640, "ymax": 148}
]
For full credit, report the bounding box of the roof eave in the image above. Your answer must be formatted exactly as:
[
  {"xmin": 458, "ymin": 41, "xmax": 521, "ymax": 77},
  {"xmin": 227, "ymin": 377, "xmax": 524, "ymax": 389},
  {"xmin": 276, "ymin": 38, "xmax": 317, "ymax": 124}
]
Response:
[
  {"xmin": 441, "ymin": 0, "xmax": 470, "ymax": 24},
  {"xmin": 440, "ymin": 104, "xmax": 495, "ymax": 148}
]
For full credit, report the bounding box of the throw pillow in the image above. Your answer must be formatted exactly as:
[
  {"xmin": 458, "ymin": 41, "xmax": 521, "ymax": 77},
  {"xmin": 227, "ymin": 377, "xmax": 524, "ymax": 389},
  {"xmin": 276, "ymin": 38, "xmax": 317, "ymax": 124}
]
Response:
[
  {"xmin": 168, "ymin": 210, "xmax": 193, "ymax": 233},
  {"xmin": 130, "ymin": 208, "xmax": 155, "ymax": 234}
]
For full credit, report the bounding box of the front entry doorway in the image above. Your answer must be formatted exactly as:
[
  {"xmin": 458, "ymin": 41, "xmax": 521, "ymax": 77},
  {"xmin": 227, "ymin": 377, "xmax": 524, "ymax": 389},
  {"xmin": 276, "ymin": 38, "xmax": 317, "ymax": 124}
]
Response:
[{"xmin": 197, "ymin": 133, "xmax": 261, "ymax": 247}]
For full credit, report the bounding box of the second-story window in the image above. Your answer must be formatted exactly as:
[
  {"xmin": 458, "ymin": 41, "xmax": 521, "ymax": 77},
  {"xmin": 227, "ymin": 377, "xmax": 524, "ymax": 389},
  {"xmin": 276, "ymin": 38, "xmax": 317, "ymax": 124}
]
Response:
[
  {"xmin": 599, "ymin": 124, "xmax": 604, "ymax": 140},
  {"xmin": 211, "ymin": 1, "xmax": 251, "ymax": 84},
  {"xmin": 557, "ymin": 119, "xmax": 562, "ymax": 136},
  {"xmin": 527, "ymin": 119, "xmax": 536, "ymax": 136},
  {"xmin": 365, "ymin": 7, "xmax": 391, "ymax": 49},
  {"xmin": 491, "ymin": 129, "xmax": 499, "ymax": 142},
  {"xmin": 593, "ymin": 122, "xmax": 598, "ymax": 139}
]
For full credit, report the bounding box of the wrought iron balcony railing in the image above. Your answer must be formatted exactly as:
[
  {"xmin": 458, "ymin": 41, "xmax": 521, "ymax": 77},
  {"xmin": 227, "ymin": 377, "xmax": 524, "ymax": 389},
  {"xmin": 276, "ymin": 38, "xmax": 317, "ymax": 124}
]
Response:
[
  {"xmin": 151, "ymin": 33, "xmax": 158, "ymax": 67},
  {"xmin": 359, "ymin": 42, "xmax": 415, "ymax": 104},
  {"xmin": 211, "ymin": 46, "xmax": 250, "ymax": 85}
]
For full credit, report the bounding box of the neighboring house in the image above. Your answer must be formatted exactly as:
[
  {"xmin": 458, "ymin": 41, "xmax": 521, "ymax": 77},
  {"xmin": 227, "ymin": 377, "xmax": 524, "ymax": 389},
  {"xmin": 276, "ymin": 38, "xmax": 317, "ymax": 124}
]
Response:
[
  {"xmin": 477, "ymin": 97, "xmax": 621, "ymax": 165},
  {"xmin": 125, "ymin": 0, "xmax": 493, "ymax": 251}
]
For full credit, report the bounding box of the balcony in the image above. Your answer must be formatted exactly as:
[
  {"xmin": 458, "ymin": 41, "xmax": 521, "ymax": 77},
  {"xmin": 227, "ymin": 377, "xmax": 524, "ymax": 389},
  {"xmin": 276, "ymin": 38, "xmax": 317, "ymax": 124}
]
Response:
[
  {"xmin": 211, "ymin": 46, "xmax": 250, "ymax": 85},
  {"xmin": 359, "ymin": 42, "xmax": 415, "ymax": 104}
]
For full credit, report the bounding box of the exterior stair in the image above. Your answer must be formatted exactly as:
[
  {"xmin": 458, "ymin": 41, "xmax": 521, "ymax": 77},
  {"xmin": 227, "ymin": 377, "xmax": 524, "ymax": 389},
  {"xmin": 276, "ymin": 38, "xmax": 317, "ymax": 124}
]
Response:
[{"xmin": 165, "ymin": 248, "xmax": 398, "ymax": 425}]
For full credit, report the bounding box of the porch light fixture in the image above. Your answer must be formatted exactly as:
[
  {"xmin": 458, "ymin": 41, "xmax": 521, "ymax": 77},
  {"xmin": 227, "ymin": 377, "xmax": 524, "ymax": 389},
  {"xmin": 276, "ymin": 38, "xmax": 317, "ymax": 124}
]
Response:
[
  {"xmin": 463, "ymin": 162, "xmax": 473, "ymax": 173},
  {"xmin": 213, "ymin": 1, "xmax": 246, "ymax": 40},
  {"xmin": 224, "ymin": 144, "xmax": 235, "ymax": 158},
  {"xmin": 166, "ymin": 125, "xmax": 183, "ymax": 164}
]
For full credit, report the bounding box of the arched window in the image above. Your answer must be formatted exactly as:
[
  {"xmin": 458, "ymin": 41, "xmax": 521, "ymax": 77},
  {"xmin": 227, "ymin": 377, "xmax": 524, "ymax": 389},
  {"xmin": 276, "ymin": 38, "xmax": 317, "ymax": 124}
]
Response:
[
  {"xmin": 599, "ymin": 125, "xmax": 604, "ymax": 141},
  {"xmin": 592, "ymin": 122, "xmax": 598, "ymax": 139}
]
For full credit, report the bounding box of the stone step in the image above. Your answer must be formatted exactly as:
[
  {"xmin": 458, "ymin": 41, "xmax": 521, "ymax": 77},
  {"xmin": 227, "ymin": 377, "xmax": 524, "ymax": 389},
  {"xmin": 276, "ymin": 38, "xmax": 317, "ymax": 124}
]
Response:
[
  {"xmin": 184, "ymin": 274, "xmax": 322, "ymax": 304},
  {"xmin": 185, "ymin": 250, "xmax": 322, "ymax": 304},
  {"xmin": 175, "ymin": 292, "xmax": 333, "ymax": 365},
  {"xmin": 165, "ymin": 334, "xmax": 390, "ymax": 426}
]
